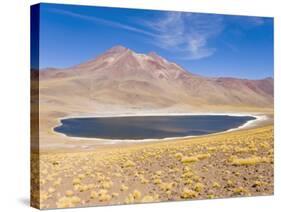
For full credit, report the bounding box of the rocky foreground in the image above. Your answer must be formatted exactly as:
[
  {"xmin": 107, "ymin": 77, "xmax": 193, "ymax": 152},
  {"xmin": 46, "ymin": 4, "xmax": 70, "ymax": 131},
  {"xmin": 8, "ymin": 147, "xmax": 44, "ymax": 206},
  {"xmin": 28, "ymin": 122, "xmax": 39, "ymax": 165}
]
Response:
[{"xmin": 31, "ymin": 125, "xmax": 273, "ymax": 209}]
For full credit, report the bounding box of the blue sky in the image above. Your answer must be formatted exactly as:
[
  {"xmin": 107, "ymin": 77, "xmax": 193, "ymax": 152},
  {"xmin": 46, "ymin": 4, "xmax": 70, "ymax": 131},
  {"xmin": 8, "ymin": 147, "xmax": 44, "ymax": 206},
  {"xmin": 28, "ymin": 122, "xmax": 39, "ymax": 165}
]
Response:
[{"xmin": 37, "ymin": 3, "xmax": 274, "ymax": 79}]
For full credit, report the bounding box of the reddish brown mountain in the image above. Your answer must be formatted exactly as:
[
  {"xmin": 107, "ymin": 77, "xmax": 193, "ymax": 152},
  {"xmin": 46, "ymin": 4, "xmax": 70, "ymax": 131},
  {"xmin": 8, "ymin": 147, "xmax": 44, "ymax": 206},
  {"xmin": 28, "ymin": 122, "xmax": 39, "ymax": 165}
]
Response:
[{"xmin": 38, "ymin": 45, "xmax": 273, "ymax": 113}]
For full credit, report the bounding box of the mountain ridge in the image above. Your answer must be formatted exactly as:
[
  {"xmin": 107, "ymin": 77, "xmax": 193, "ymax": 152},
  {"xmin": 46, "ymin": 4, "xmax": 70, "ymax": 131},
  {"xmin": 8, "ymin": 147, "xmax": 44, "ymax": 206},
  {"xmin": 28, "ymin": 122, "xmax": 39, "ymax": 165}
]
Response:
[
  {"xmin": 39, "ymin": 45, "xmax": 272, "ymax": 81},
  {"xmin": 37, "ymin": 45, "xmax": 273, "ymax": 113}
]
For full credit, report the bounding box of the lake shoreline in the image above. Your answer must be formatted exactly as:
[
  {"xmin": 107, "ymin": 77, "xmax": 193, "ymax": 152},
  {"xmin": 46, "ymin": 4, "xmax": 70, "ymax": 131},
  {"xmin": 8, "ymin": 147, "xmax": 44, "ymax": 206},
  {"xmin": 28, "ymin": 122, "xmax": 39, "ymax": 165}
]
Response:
[{"xmin": 51, "ymin": 113, "xmax": 269, "ymax": 144}]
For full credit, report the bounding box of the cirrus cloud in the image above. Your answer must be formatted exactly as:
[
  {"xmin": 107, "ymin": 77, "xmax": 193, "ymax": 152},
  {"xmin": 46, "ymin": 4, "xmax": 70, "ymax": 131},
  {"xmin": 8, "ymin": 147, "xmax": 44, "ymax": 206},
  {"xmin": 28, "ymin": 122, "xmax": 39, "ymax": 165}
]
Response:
[
  {"xmin": 49, "ymin": 8, "xmax": 266, "ymax": 61},
  {"xmin": 144, "ymin": 12, "xmax": 224, "ymax": 60}
]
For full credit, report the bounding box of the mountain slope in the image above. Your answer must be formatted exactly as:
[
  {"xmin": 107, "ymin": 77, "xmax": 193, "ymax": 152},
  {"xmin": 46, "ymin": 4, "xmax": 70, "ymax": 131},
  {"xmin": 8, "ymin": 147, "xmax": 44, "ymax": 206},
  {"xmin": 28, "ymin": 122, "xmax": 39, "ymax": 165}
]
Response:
[{"xmin": 38, "ymin": 45, "xmax": 273, "ymax": 114}]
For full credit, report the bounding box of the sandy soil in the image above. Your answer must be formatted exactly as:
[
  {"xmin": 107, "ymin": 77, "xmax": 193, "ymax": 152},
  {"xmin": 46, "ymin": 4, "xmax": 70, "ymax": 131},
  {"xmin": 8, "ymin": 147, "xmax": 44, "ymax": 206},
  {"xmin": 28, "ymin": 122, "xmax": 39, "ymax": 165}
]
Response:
[{"xmin": 31, "ymin": 124, "xmax": 274, "ymax": 209}]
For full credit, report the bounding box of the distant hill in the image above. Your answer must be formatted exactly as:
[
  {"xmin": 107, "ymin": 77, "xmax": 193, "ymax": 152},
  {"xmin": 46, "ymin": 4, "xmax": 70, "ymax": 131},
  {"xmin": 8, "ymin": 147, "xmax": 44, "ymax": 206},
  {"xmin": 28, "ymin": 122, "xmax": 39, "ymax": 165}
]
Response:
[{"xmin": 38, "ymin": 45, "xmax": 273, "ymax": 114}]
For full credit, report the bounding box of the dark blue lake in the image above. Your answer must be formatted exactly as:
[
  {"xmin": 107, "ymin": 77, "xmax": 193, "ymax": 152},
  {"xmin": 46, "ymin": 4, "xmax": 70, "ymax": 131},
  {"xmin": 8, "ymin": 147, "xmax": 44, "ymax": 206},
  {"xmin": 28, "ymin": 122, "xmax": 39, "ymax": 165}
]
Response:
[{"xmin": 54, "ymin": 115, "xmax": 255, "ymax": 140}]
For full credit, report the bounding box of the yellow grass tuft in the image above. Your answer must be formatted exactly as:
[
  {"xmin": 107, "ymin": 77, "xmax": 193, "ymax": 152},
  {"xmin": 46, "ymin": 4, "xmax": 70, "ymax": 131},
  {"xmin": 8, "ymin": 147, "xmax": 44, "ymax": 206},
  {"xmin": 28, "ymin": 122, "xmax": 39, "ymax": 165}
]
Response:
[
  {"xmin": 181, "ymin": 156, "xmax": 199, "ymax": 163},
  {"xmin": 233, "ymin": 187, "xmax": 248, "ymax": 195},
  {"xmin": 230, "ymin": 156, "xmax": 269, "ymax": 165},
  {"xmin": 78, "ymin": 184, "xmax": 89, "ymax": 192},
  {"xmin": 56, "ymin": 196, "xmax": 81, "ymax": 208},
  {"xmin": 175, "ymin": 152, "xmax": 183, "ymax": 160},
  {"xmin": 155, "ymin": 170, "xmax": 163, "ymax": 176},
  {"xmin": 101, "ymin": 180, "xmax": 113, "ymax": 189},
  {"xmin": 141, "ymin": 195, "xmax": 155, "ymax": 203},
  {"xmin": 159, "ymin": 182, "xmax": 174, "ymax": 191},
  {"xmin": 123, "ymin": 160, "xmax": 136, "ymax": 168},
  {"xmin": 183, "ymin": 179, "xmax": 193, "ymax": 185},
  {"xmin": 207, "ymin": 194, "xmax": 215, "ymax": 199},
  {"xmin": 98, "ymin": 193, "xmax": 111, "ymax": 202},
  {"xmin": 196, "ymin": 153, "xmax": 211, "ymax": 159},
  {"xmin": 97, "ymin": 189, "xmax": 111, "ymax": 202},
  {"xmin": 78, "ymin": 174, "xmax": 86, "ymax": 180},
  {"xmin": 132, "ymin": 190, "xmax": 142, "ymax": 200},
  {"xmin": 65, "ymin": 190, "xmax": 74, "ymax": 197},
  {"xmin": 153, "ymin": 178, "xmax": 162, "ymax": 185},
  {"xmin": 90, "ymin": 191, "xmax": 98, "ymax": 199},
  {"xmin": 212, "ymin": 182, "xmax": 221, "ymax": 189},
  {"xmin": 140, "ymin": 176, "xmax": 149, "ymax": 184},
  {"xmin": 253, "ymin": 181, "xmax": 262, "ymax": 187},
  {"xmin": 112, "ymin": 192, "xmax": 119, "ymax": 198},
  {"xmin": 72, "ymin": 178, "xmax": 81, "ymax": 185},
  {"xmin": 180, "ymin": 153, "xmax": 210, "ymax": 164},
  {"xmin": 194, "ymin": 183, "xmax": 204, "ymax": 192},
  {"xmin": 227, "ymin": 180, "xmax": 234, "ymax": 187},
  {"xmin": 181, "ymin": 188, "xmax": 198, "ymax": 199},
  {"xmin": 183, "ymin": 166, "xmax": 191, "ymax": 172},
  {"xmin": 120, "ymin": 184, "xmax": 129, "ymax": 191},
  {"xmin": 71, "ymin": 196, "xmax": 81, "ymax": 204},
  {"xmin": 124, "ymin": 194, "xmax": 134, "ymax": 204}
]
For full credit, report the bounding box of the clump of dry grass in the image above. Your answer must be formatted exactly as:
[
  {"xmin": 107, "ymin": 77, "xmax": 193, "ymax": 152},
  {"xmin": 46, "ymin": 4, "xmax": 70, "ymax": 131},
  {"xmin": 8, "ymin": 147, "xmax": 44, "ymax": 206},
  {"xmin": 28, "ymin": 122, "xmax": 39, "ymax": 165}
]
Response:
[
  {"xmin": 123, "ymin": 160, "xmax": 136, "ymax": 168},
  {"xmin": 159, "ymin": 182, "xmax": 174, "ymax": 191},
  {"xmin": 233, "ymin": 187, "xmax": 248, "ymax": 195},
  {"xmin": 194, "ymin": 183, "xmax": 204, "ymax": 192},
  {"xmin": 120, "ymin": 184, "xmax": 128, "ymax": 191},
  {"xmin": 78, "ymin": 173, "xmax": 86, "ymax": 180},
  {"xmin": 175, "ymin": 152, "xmax": 183, "ymax": 160},
  {"xmin": 72, "ymin": 178, "xmax": 81, "ymax": 185},
  {"xmin": 65, "ymin": 190, "xmax": 74, "ymax": 197},
  {"xmin": 98, "ymin": 193, "xmax": 111, "ymax": 202},
  {"xmin": 230, "ymin": 156, "xmax": 269, "ymax": 165},
  {"xmin": 124, "ymin": 190, "xmax": 142, "ymax": 204},
  {"xmin": 132, "ymin": 190, "xmax": 142, "ymax": 199},
  {"xmin": 56, "ymin": 196, "xmax": 81, "ymax": 208},
  {"xmin": 196, "ymin": 153, "xmax": 211, "ymax": 159},
  {"xmin": 53, "ymin": 177, "xmax": 62, "ymax": 186},
  {"xmin": 140, "ymin": 175, "xmax": 149, "ymax": 184},
  {"xmin": 97, "ymin": 189, "xmax": 111, "ymax": 202},
  {"xmin": 252, "ymin": 181, "xmax": 262, "ymax": 187},
  {"xmin": 226, "ymin": 180, "xmax": 234, "ymax": 188},
  {"xmin": 181, "ymin": 156, "xmax": 198, "ymax": 163},
  {"xmin": 90, "ymin": 191, "xmax": 98, "ymax": 199},
  {"xmin": 212, "ymin": 182, "xmax": 221, "ymax": 189},
  {"xmin": 101, "ymin": 180, "xmax": 113, "ymax": 189},
  {"xmin": 180, "ymin": 153, "xmax": 211, "ymax": 164},
  {"xmin": 153, "ymin": 178, "xmax": 162, "ymax": 185},
  {"xmin": 181, "ymin": 188, "xmax": 198, "ymax": 199},
  {"xmin": 141, "ymin": 195, "xmax": 155, "ymax": 203},
  {"xmin": 124, "ymin": 194, "xmax": 134, "ymax": 204},
  {"xmin": 207, "ymin": 194, "xmax": 215, "ymax": 199},
  {"xmin": 112, "ymin": 192, "xmax": 119, "ymax": 198}
]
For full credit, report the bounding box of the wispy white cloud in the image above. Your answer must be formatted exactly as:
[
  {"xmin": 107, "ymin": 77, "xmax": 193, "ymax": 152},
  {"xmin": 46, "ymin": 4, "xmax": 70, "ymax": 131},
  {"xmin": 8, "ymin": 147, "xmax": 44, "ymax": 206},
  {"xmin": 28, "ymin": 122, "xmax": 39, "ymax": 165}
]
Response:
[
  {"xmin": 49, "ymin": 8, "xmax": 223, "ymax": 60},
  {"xmin": 144, "ymin": 12, "xmax": 224, "ymax": 60},
  {"xmin": 49, "ymin": 8, "xmax": 266, "ymax": 60},
  {"xmin": 49, "ymin": 8, "xmax": 156, "ymax": 37}
]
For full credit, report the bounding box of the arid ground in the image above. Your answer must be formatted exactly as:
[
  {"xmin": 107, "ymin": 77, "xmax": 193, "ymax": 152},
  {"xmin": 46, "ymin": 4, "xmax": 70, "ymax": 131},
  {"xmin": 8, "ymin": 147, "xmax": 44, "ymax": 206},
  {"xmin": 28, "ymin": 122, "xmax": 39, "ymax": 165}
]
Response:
[{"xmin": 31, "ymin": 120, "xmax": 273, "ymax": 209}]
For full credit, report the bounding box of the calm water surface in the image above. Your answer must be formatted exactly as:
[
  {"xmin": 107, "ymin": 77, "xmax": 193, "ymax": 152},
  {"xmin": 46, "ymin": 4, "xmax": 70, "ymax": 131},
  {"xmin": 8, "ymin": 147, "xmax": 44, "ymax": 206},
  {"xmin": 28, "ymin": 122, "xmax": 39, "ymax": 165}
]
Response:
[{"xmin": 54, "ymin": 115, "xmax": 255, "ymax": 140}]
